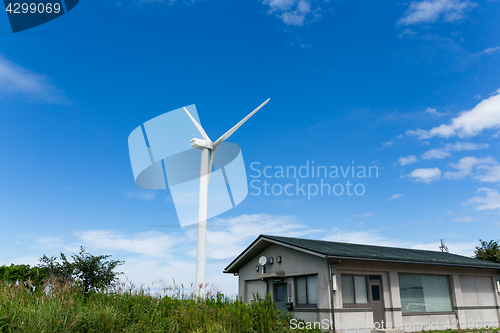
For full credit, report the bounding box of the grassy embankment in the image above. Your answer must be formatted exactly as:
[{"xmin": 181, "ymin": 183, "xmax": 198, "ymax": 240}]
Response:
[{"xmin": 0, "ymin": 280, "xmax": 320, "ymax": 333}]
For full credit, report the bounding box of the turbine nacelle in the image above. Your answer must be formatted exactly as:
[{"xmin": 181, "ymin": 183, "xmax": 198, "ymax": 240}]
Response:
[{"xmin": 190, "ymin": 138, "xmax": 214, "ymax": 150}]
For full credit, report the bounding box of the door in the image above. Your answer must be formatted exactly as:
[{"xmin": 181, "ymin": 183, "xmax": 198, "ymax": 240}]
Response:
[
  {"xmin": 274, "ymin": 283, "xmax": 288, "ymax": 312},
  {"xmin": 369, "ymin": 276, "xmax": 384, "ymax": 328}
]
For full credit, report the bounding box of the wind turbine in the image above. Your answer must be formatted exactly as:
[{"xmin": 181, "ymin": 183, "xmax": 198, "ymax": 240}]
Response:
[{"xmin": 183, "ymin": 98, "xmax": 270, "ymax": 296}]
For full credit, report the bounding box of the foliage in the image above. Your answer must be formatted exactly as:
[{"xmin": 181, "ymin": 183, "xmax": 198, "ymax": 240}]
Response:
[
  {"xmin": 0, "ymin": 264, "xmax": 43, "ymax": 290},
  {"xmin": 37, "ymin": 247, "xmax": 124, "ymax": 293},
  {"xmin": 474, "ymin": 239, "xmax": 500, "ymax": 263},
  {"xmin": 1, "ymin": 247, "xmax": 124, "ymax": 294},
  {"xmin": 69, "ymin": 247, "xmax": 125, "ymax": 293},
  {"xmin": 0, "ymin": 281, "xmax": 313, "ymax": 332}
]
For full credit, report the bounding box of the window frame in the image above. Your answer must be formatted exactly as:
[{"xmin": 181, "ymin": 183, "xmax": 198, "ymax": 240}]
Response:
[
  {"xmin": 295, "ymin": 274, "xmax": 318, "ymax": 308},
  {"xmin": 341, "ymin": 274, "xmax": 370, "ymax": 308},
  {"xmin": 398, "ymin": 273, "xmax": 454, "ymax": 316}
]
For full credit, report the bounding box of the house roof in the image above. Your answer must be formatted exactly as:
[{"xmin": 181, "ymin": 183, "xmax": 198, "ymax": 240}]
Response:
[{"xmin": 224, "ymin": 234, "xmax": 500, "ymax": 273}]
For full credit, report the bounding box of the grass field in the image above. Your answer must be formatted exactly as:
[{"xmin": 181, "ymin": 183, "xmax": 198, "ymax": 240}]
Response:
[{"xmin": 0, "ymin": 280, "xmax": 319, "ymax": 333}]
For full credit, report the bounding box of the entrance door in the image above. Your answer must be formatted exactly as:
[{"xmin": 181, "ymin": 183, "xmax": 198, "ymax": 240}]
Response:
[
  {"xmin": 274, "ymin": 283, "xmax": 288, "ymax": 312},
  {"xmin": 368, "ymin": 276, "xmax": 384, "ymax": 328}
]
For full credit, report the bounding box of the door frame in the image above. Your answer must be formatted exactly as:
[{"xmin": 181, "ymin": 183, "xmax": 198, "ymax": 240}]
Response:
[{"xmin": 273, "ymin": 283, "xmax": 288, "ymax": 312}]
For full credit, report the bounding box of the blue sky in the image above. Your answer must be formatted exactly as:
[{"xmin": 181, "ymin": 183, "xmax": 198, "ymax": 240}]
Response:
[{"xmin": 0, "ymin": 0, "xmax": 499, "ymax": 295}]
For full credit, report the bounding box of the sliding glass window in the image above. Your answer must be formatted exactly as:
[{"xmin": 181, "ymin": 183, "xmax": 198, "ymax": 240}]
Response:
[{"xmin": 398, "ymin": 273, "xmax": 452, "ymax": 314}]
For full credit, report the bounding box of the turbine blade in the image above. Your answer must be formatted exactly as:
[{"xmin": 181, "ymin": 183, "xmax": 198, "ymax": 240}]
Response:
[
  {"xmin": 183, "ymin": 107, "xmax": 211, "ymax": 143},
  {"xmin": 207, "ymin": 151, "xmax": 215, "ymax": 186},
  {"xmin": 213, "ymin": 98, "xmax": 270, "ymax": 148}
]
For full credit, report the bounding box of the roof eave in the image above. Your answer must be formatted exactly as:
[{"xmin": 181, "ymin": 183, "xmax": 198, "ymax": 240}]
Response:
[
  {"xmin": 223, "ymin": 235, "xmax": 327, "ymax": 274},
  {"xmin": 325, "ymin": 255, "xmax": 500, "ymax": 270}
]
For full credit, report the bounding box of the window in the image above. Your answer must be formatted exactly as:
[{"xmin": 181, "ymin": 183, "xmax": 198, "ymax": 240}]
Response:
[
  {"xmin": 341, "ymin": 275, "xmax": 368, "ymax": 305},
  {"xmin": 398, "ymin": 273, "xmax": 452, "ymax": 314},
  {"xmin": 296, "ymin": 275, "xmax": 317, "ymax": 306}
]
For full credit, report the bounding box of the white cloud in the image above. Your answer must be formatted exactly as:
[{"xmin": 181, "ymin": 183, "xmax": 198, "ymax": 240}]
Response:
[
  {"xmin": 422, "ymin": 148, "xmax": 451, "ymax": 159},
  {"xmin": 398, "ymin": 28, "xmax": 417, "ymax": 39},
  {"xmin": 389, "ymin": 193, "xmax": 403, "ymax": 200},
  {"xmin": 0, "ymin": 55, "xmax": 66, "ymax": 104},
  {"xmin": 323, "ymin": 229, "xmax": 408, "ymax": 247},
  {"xmin": 36, "ymin": 236, "xmax": 65, "ymax": 248},
  {"xmin": 453, "ymin": 216, "xmax": 473, "ymax": 222},
  {"xmin": 409, "ymin": 167, "xmax": 442, "ymax": 183},
  {"xmin": 359, "ymin": 212, "xmax": 373, "ymax": 217},
  {"xmin": 425, "ymin": 107, "xmax": 447, "ymax": 117},
  {"xmin": 477, "ymin": 47, "xmax": 500, "ymax": 56},
  {"xmin": 262, "ymin": 0, "xmax": 318, "ymax": 26},
  {"xmin": 380, "ymin": 140, "xmax": 394, "ymax": 149},
  {"xmin": 399, "ymin": 155, "xmax": 418, "ymax": 165},
  {"xmin": 125, "ymin": 189, "xmax": 157, "ymax": 201},
  {"xmin": 446, "ymin": 141, "xmax": 490, "ymax": 151},
  {"xmin": 75, "ymin": 230, "xmax": 185, "ymax": 257},
  {"xmin": 397, "ymin": 0, "xmax": 478, "ymax": 26},
  {"xmin": 422, "ymin": 141, "xmax": 489, "ymax": 160},
  {"xmin": 406, "ymin": 90, "xmax": 500, "ymax": 139},
  {"xmin": 444, "ymin": 156, "xmax": 500, "ymax": 182},
  {"xmin": 192, "ymin": 214, "xmax": 314, "ymax": 260},
  {"xmin": 466, "ymin": 188, "xmax": 500, "ymax": 210}
]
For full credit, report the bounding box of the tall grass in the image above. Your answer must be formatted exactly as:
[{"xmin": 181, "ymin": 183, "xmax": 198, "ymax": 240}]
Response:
[{"xmin": 0, "ymin": 280, "xmax": 309, "ymax": 333}]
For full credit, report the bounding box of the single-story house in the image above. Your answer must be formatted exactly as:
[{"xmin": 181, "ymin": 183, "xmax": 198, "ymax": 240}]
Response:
[{"xmin": 224, "ymin": 235, "xmax": 500, "ymax": 332}]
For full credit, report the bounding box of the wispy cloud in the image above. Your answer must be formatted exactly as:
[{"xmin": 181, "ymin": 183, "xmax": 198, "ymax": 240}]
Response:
[
  {"xmin": 425, "ymin": 107, "xmax": 448, "ymax": 117},
  {"xmin": 188, "ymin": 214, "xmax": 315, "ymax": 260},
  {"xmin": 422, "ymin": 141, "xmax": 489, "ymax": 160},
  {"xmin": 397, "ymin": 0, "xmax": 478, "ymax": 26},
  {"xmin": 409, "ymin": 167, "xmax": 442, "ymax": 183},
  {"xmin": 389, "ymin": 193, "xmax": 403, "ymax": 200},
  {"xmin": 466, "ymin": 188, "xmax": 500, "ymax": 210},
  {"xmin": 406, "ymin": 90, "xmax": 500, "ymax": 139},
  {"xmin": 453, "ymin": 216, "xmax": 473, "ymax": 222},
  {"xmin": 0, "ymin": 55, "xmax": 66, "ymax": 104},
  {"xmin": 476, "ymin": 47, "xmax": 500, "ymax": 56},
  {"xmin": 75, "ymin": 230, "xmax": 185, "ymax": 257},
  {"xmin": 125, "ymin": 189, "xmax": 158, "ymax": 200},
  {"xmin": 444, "ymin": 156, "xmax": 500, "ymax": 182},
  {"xmin": 399, "ymin": 155, "xmax": 418, "ymax": 166},
  {"xmin": 262, "ymin": 0, "xmax": 320, "ymax": 27},
  {"xmin": 358, "ymin": 212, "xmax": 373, "ymax": 217}
]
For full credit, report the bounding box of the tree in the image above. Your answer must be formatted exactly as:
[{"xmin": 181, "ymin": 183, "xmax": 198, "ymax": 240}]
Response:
[
  {"xmin": 38, "ymin": 253, "xmax": 73, "ymax": 283},
  {"xmin": 38, "ymin": 247, "xmax": 124, "ymax": 293},
  {"xmin": 0, "ymin": 264, "xmax": 44, "ymax": 290},
  {"xmin": 474, "ymin": 239, "xmax": 500, "ymax": 263},
  {"xmin": 70, "ymin": 247, "xmax": 124, "ymax": 293}
]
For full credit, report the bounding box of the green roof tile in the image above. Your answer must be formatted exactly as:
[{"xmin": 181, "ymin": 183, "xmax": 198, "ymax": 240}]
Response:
[{"xmin": 261, "ymin": 235, "xmax": 500, "ymax": 269}]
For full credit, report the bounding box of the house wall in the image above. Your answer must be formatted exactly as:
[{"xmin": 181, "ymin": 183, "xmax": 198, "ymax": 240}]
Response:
[
  {"xmin": 237, "ymin": 244, "xmax": 500, "ymax": 333},
  {"xmin": 238, "ymin": 243, "xmax": 332, "ymax": 324},
  {"xmin": 334, "ymin": 261, "xmax": 500, "ymax": 333}
]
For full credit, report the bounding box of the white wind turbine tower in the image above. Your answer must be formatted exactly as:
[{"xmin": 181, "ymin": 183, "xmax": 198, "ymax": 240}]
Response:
[{"xmin": 183, "ymin": 98, "xmax": 270, "ymax": 296}]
